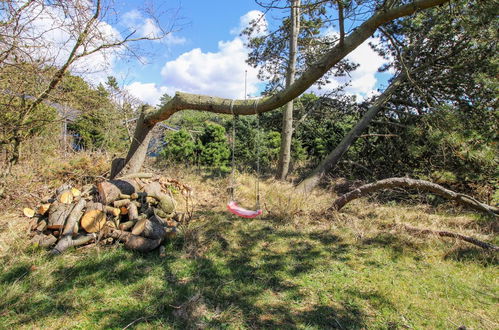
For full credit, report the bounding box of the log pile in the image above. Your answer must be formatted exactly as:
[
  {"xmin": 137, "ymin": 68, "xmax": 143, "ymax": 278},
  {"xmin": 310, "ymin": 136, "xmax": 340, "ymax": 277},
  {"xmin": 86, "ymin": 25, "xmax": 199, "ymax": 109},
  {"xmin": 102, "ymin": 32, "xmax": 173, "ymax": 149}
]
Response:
[{"xmin": 24, "ymin": 176, "xmax": 188, "ymax": 255}]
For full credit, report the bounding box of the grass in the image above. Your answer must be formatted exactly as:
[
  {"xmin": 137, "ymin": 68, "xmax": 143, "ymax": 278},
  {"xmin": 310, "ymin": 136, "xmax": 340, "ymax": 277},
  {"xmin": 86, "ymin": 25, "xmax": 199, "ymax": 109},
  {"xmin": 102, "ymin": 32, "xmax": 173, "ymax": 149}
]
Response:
[{"xmin": 0, "ymin": 160, "xmax": 497, "ymax": 329}]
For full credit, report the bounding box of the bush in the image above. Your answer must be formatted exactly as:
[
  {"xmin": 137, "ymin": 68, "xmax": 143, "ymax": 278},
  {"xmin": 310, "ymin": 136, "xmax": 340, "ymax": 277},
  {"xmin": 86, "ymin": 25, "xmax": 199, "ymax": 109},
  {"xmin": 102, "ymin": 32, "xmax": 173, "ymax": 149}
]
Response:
[
  {"xmin": 159, "ymin": 129, "xmax": 197, "ymax": 165},
  {"xmin": 198, "ymin": 123, "xmax": 230, "ymax": 172}
]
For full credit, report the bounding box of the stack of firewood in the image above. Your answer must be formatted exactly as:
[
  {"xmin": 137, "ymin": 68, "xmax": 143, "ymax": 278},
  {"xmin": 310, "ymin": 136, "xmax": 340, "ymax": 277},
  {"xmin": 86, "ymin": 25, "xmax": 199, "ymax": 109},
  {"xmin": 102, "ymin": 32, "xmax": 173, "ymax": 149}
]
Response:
[{"xmin": 24, "ymin": 176, "xmax": 188, "ymax": 255}]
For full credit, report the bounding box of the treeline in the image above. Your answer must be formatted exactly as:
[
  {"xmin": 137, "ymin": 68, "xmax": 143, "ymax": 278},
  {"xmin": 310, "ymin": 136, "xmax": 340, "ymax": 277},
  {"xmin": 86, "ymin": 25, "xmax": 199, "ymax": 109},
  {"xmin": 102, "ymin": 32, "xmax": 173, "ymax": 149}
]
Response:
[{"xmin": 155, "ymin": 91, "xmax": 497, "ymax": 193}]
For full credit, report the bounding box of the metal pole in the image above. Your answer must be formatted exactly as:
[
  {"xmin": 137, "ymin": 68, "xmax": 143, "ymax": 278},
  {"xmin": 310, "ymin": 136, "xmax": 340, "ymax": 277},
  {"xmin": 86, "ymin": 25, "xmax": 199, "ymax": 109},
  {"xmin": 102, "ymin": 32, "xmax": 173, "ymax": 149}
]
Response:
[{"xmin": 244, "ymin": 70, "xmax": 247, "ymax": 100}]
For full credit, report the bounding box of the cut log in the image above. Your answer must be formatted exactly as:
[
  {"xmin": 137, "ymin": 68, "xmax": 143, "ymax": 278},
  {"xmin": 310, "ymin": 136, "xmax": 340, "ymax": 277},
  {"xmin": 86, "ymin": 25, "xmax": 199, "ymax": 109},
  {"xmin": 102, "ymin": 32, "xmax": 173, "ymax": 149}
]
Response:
[
  {"xmin": 97, "ymin": 179, "xmax": 141, "ymax": 205},
  {"xmin": 142, "ymin": 217, "xmax": 167, "ymax": 240},
  {"xmin": 36, "ymin": 220, "xmax": 47, "ymax": 232},
  {"xmin": 113, "ymin": 199, "xmax": 131, "ymax": 208},
  {"xmin": 143, "ymin": 182, "xmax": 175, "ymax": 217},
  {"xmin": 106, "ymin": 206, "xmax": 121, "ymax": 217},
  {"xmin": 105, "ymin": 220, "xmax": 117, "ymax": 229},
  {"xmin": 127, "ymin": 202, "xmax": 139, "ymax": 221},
  {"xmin": 104, "ymin": 228, "xmax": 162, "ymax": 252},
  {"xmin": 37, "ymin": 203, "xmax": 51, "ymax": 215},
  {"xmin": 86, "ymin": 202, "xmax": 120, "ymax": 216},
  {"xmin": 30, "ymin": 234, "xmax": 57, "ymax": 247},
  {"xmin": 131, "ymin": 218, "xmax": 148, "ymax": 235},
  {"xmin": 80, "ymin": 209, "xmax": 106, "ymax": 233},
  {"xmin": 23, "ymin": 207, "xmax": 35, "ymax": 218},
  {"xmin": 119, "ymin": 220, "xmax": 137, "ymax": 231},
  {"xmin": 146, "ymin": 196, "xmax": 158, "ymax": 205},
  {"xmin": 331, "ymin": 177, "xmax": 499, "ymax": 217},
  {"xmin": 71, "ymin": 187, "xmax": 81, "ymax": 197},
  {"xmin": 62, "ymin": 198, "xmax": 86, "ymax": 236},
  {"xmin": 47, "ymin": 201, "xmax": 73, "ymax": 228},
  {"xmin": 50, "ymin": 234, "xmax": 97, "ymax": 255},
  {"xmin": 47, "ymin": 224, "xmax": 64, "ymax": 230},
  {"xmin": 130, "ymin": 216, "xmax": 166, "ymax": 240},
  {"xmin": 59, "ymin": 190, "xmax": 74, "ymax": 204}
]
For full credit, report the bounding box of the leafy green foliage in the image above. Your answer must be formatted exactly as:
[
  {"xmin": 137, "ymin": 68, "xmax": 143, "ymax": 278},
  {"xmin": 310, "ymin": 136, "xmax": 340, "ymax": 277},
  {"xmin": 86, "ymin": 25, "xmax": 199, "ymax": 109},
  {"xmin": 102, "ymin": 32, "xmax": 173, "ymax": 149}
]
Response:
[
  {"xmin": 198, "ymin": 123, "xmax": 230, "ymax": 172},
  {"xmin": 158, "ymin": 122, "xmax": 231, "ymax": 173},
  {"xmin": 159, "ymin": 129, "xmax": 197, "ymax": 164}
]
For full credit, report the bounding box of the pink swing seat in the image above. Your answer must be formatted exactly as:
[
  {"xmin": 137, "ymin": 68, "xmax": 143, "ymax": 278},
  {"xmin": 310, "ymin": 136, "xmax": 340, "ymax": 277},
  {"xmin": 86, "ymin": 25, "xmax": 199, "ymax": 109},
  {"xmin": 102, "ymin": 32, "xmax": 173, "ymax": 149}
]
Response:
[{"xmin": 227, "ymin": 201, "xmax": 262, "ymax": 218}]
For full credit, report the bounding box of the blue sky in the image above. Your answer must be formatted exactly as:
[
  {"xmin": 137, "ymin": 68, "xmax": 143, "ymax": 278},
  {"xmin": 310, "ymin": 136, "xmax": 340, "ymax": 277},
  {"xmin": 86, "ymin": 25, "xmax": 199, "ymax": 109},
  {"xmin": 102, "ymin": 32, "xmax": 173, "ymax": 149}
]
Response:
[{"xmin": 100, "ymin": 0, "xmax": 391, "ymax": 105}]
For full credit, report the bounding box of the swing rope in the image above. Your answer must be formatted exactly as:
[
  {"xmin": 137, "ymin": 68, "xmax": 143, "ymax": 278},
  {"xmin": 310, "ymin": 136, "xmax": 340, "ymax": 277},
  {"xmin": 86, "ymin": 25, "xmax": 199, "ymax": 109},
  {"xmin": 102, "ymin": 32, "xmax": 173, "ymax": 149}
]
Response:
[
  {"xmin": 229, "ymin": 99, "xmax": 236, "ymax": 202},
  {"xmin": 254, "ymin": 99, "xmax": 261, "ymax": 209},
  {"xmin": 226, "ymin": 99, "xmax": 262, "ymax": 218}
]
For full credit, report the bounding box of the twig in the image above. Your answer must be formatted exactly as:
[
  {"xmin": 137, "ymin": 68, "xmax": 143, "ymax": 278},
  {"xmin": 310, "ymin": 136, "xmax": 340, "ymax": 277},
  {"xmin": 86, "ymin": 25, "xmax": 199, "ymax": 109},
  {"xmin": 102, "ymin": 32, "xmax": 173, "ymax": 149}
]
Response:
[
  {"xmin": 117, "ymin": 172, "xmax": 154, "ymax": 180},
  {"xmin": 402, "ymin": 224, "xmax": 498, "ymax": 251},
  {"xmin": 122, "ymin": 316, "xmax": 149, "ymax": 330}
]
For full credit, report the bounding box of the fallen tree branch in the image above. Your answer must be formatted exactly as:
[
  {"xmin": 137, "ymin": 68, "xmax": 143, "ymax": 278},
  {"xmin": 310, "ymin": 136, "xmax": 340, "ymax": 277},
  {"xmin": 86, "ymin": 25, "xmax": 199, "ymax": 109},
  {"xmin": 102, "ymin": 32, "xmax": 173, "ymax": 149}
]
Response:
[
  {"xmin": 331, "ymin": 177, "xmax": 499, "ymax": 217},
  {"xmin": 401, "ymin": 224, "xmax": 498, "ymax": 251},
  {"xmin": 117, "ymin": 172, "xmax": 154, "ymax": 180}
]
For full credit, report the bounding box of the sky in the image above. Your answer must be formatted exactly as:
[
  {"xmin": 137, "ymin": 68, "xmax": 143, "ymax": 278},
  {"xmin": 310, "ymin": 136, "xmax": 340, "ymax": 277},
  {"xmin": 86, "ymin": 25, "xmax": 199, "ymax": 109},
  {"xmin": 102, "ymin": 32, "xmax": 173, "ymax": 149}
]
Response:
[{"xmin": 74, "ymin": 0, "xmax": 392, "ymax": 106}]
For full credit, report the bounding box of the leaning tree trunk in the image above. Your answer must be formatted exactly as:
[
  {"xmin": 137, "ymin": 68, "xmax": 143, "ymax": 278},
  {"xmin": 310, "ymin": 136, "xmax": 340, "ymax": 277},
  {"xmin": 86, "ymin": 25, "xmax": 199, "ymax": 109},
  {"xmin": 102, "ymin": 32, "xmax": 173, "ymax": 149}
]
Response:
[
  {"xmin": 276, "ymin": 0, "xmax": 300, "ymax": 180},
  {"xmin": 331, "ymin": 177, "xmax": 499, "ymax": 216},
  {"xmin": 109, "ymin": 0, "xmax": 448, "ymax": 177},
  {"xmin": 297, "ymin": 73, "xmax": 406, "ymax": 192},
  {"xmin": 111, "ymin": 106, "xmax": 155, "ymax": 179}
]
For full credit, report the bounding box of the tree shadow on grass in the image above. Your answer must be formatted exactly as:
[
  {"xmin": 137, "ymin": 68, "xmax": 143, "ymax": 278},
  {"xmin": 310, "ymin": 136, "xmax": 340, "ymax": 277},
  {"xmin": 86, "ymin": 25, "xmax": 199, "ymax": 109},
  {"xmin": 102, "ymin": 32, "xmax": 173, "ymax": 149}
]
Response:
[
  {"xmin": 145, "ymin": 216, "xmax": 370, "ymax": 329},
  {"xmin": 360, "ymin": 232, "xmax": 421, "ymax": 261},
  {"xmin": 444, "ymin": 247, "xmax": 498, "ymax": 266},
  {"xmin": 0, "ymin": 212, "xmax": 375, "ymax": 329}
]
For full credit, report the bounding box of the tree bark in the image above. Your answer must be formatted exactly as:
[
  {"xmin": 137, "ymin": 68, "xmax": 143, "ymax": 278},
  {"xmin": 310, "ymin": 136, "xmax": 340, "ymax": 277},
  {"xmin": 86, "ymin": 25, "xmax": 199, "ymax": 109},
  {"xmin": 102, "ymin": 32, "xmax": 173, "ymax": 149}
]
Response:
[
  {"xmin": 47, "ymin": 201, "xmax": 73, "ymax": 229},
  {"xmin": 143, "ymin": 182, "xmax": 176, "ymax": 217},
  {"xmin": 112, "ymin": 106, "xmax": 155, "ymax": 178},
  {"xmin": 114, "ymin": 0, "xmax": 449, "ymax": 176},
  {"xmin": 97, "ymin": 179, "xmax": 141, "ymax": 205},
  {"xmin": 331, "ymin": 177, "xmax": 499, "ymax": 216},
  {"xmin": 276, "ymin": 0, "xmax": 300, "ymax": 180},
  {"xmin": 104, "ymin": 228, "xmax": 163, "ymax": 252},
  {"xmin": 297, "ymin": 73, "xmax": 406, "ymax": 192}
]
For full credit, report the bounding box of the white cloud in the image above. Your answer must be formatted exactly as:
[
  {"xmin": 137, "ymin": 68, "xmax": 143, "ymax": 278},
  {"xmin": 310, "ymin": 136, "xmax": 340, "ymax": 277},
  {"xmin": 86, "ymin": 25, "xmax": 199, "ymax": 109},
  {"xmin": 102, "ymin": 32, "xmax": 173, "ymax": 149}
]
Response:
[
  {"xmin": 126, "ymin": 10, "xmax": 268, "ymax": 102},
  {"xmin": 311, "ymin": 29, "xmax": 389, "ymax": 99},
  {"xmin": 125, "ymin": 82, "xmax": 172, "ymax": 106},
  {"xmin": 231, "ymin": 10, "xmax": 267, "ymax": 37},
  {"xmin": 127, "ymin": 10, "xmax": 387, "ymax": 104},
  {"xmin": 345, "ymin": 38, "xmax": 388, "ymax": 96},
  {"xmin": 159, "ymin": 37, "xmax": 261, "ymax": 99}
]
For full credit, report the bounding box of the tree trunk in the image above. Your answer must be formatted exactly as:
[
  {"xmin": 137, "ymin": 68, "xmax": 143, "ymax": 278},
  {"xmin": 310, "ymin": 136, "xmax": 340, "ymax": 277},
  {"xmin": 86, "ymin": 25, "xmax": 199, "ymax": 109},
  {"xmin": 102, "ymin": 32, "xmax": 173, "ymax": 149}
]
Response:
[
  {"xmin": 111, "ymin": 106, "xmax": 155, "ymax": 179},
  {"xmin": 331, "ymin": 177, "xmax": 499, "ymax": 216},
  {"xmin": 276, "ymin": 0, "xmax": 300, "ymax": 180},
  {"xmin": 297, "ymin": 73, "xmax": 406, "ymax": 192},
  {"xmin": 1, "ymin": 134, "xmax": 21, "ymax": 177}
]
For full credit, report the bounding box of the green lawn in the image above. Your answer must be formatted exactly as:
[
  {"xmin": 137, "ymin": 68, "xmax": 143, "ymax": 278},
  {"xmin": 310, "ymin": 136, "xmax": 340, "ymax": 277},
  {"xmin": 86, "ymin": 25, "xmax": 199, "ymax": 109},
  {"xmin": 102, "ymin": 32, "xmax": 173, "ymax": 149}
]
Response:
[{"xmin": 1, "ymin": 206, "xmax": 497, "ymax": 329}]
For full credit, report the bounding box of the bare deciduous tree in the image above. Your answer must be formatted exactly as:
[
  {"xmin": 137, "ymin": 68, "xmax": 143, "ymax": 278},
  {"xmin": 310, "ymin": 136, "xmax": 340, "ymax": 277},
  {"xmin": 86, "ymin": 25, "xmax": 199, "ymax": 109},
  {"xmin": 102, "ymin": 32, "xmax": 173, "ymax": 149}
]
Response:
[{"xmin": 0, "ymin": 0, "xmax": 176, "ymax": 176}]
